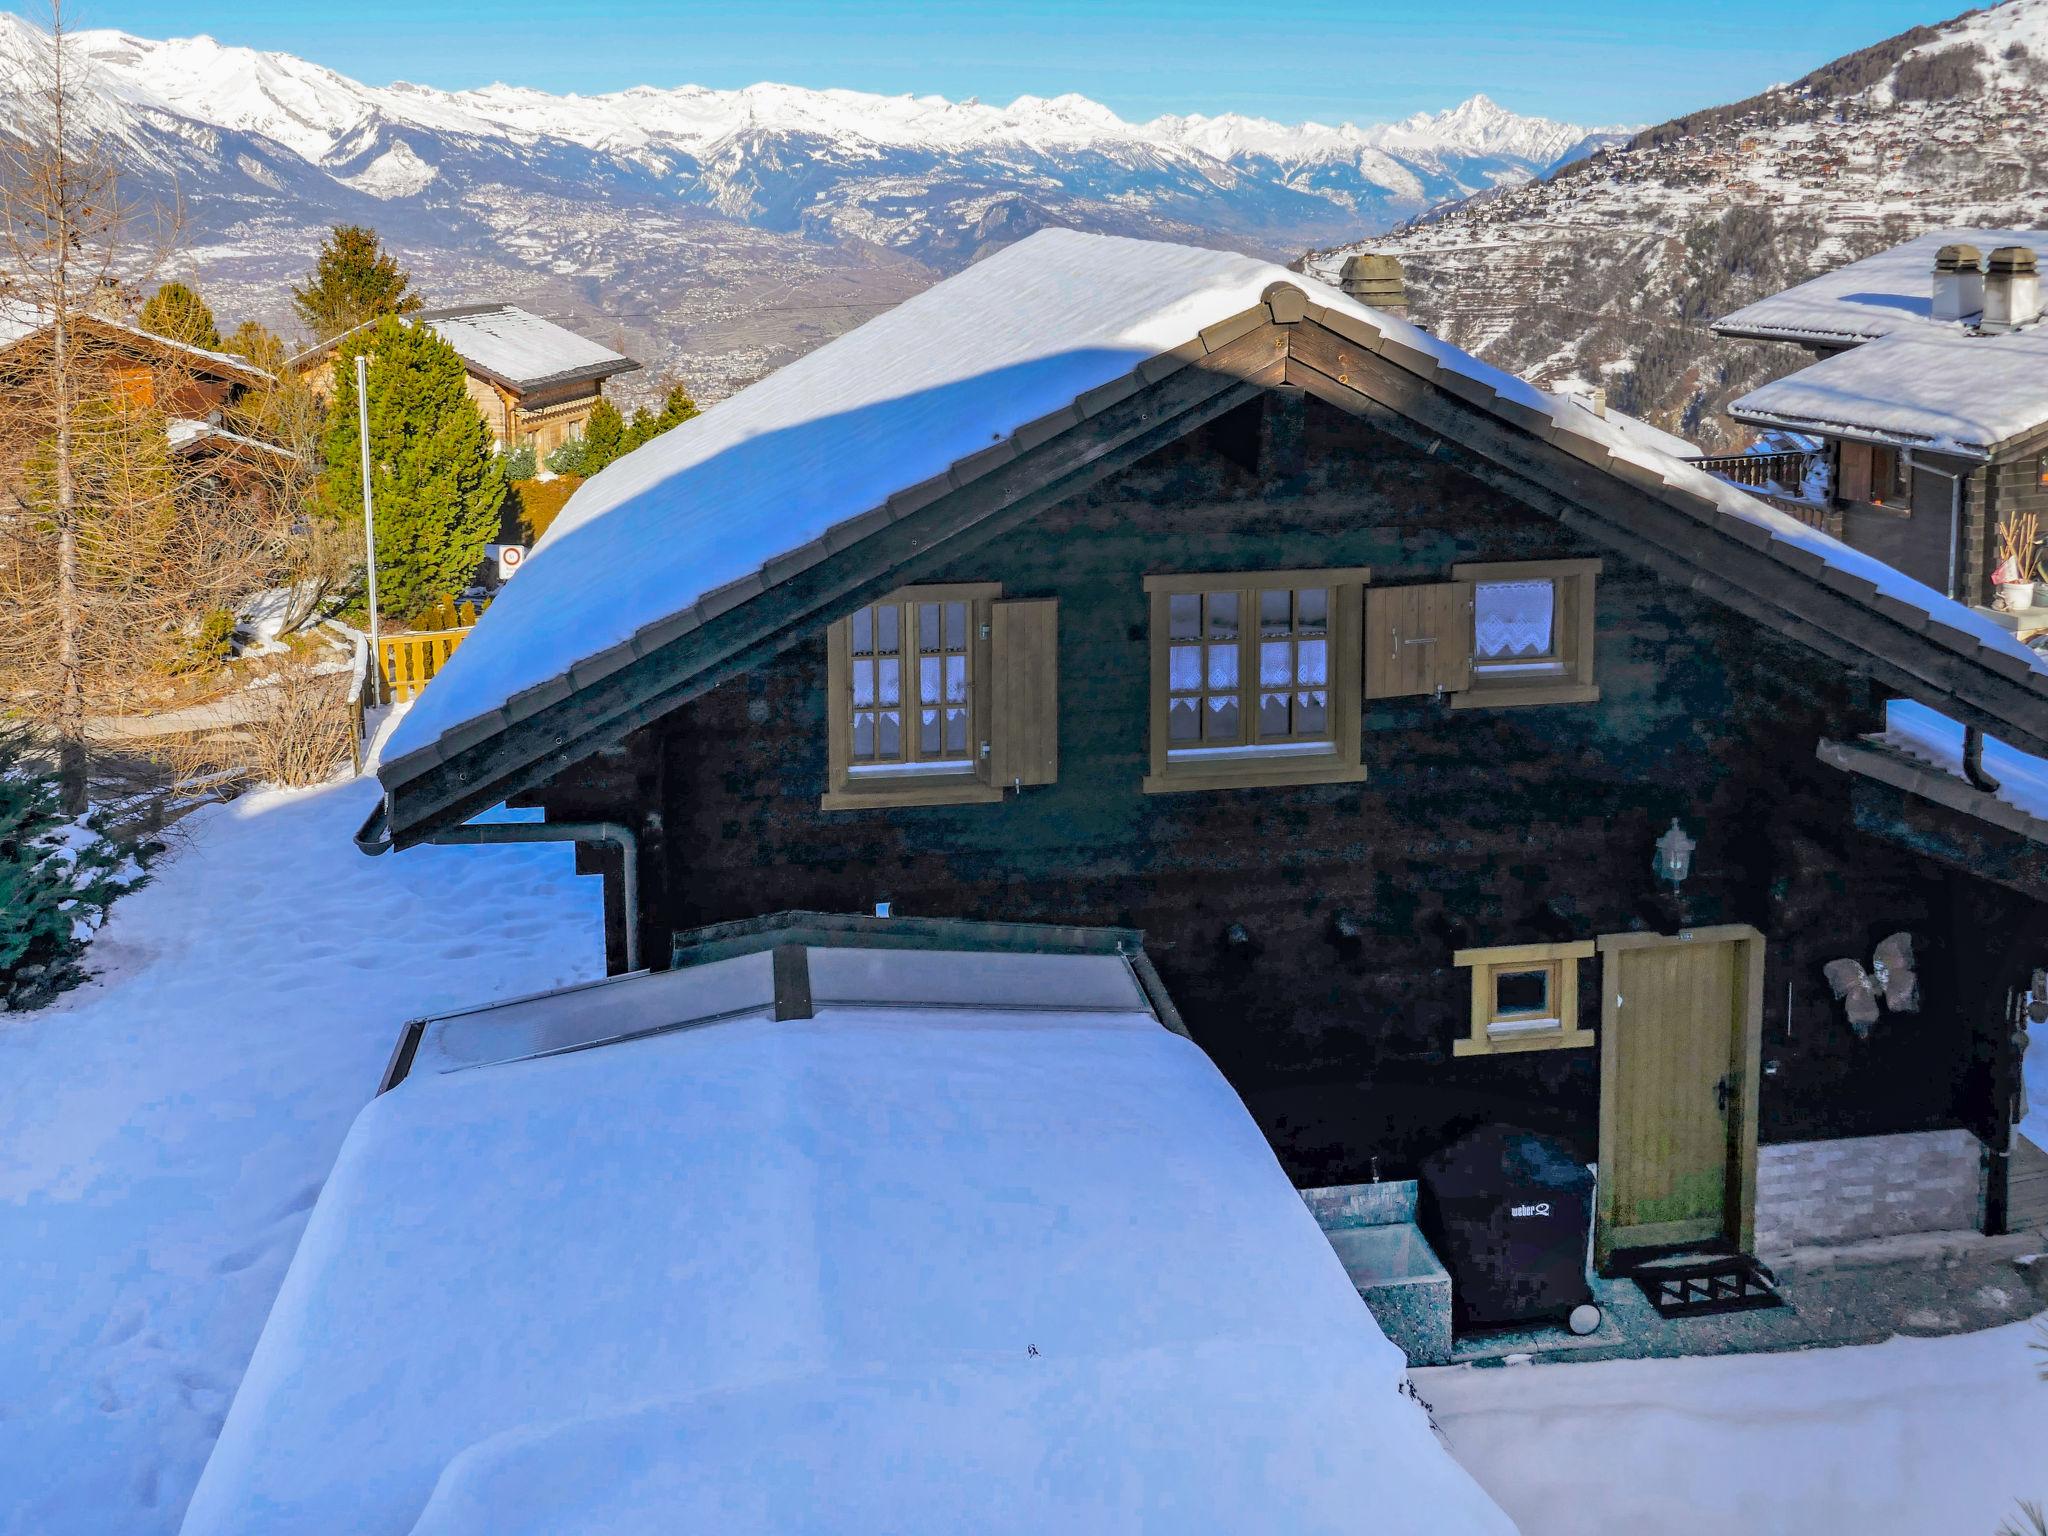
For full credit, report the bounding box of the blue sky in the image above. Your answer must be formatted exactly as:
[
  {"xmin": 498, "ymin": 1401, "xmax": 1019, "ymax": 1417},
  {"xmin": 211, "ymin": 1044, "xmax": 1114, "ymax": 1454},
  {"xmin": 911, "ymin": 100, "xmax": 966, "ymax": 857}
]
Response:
[{"xmin": 52, "ymin": 0, "xmax": 1953, "ymax": 126}]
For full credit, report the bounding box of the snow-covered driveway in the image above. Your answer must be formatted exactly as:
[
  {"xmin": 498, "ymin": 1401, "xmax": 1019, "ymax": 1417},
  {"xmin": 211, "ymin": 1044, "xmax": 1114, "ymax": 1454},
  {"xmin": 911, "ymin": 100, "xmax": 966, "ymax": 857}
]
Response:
[
  {"xmin": 0, "ymin": 769, "xmax": 601, "ymax": 1536},
  {"xmin": 1424, "ymin": 1317, "xmax": 2048, "ymax": 1535}
]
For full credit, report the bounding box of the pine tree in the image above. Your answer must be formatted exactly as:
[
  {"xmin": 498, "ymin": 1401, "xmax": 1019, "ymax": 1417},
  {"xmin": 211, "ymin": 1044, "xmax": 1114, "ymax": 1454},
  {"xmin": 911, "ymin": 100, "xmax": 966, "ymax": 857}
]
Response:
[
  {"xmin": 320, "ymin": 317, "xmax": 505, "ymax": 622},
  {"xmin": 0, "ymin": 724, "xmax": 141, "ymax": 1010},
  {"xmin": 136, "ymin": 281, "xmax": 221, "ymax": 351},
  {"xmin": 580, "ymin": 397, "xmax": 625, "ymax": 473},
  {"xmin": 621, "ymin": 382, "xmax": 701, "ymax": 452},
  {"xmin": 291, "ymin": 225, "xmax": 423, "ymax": 344}
]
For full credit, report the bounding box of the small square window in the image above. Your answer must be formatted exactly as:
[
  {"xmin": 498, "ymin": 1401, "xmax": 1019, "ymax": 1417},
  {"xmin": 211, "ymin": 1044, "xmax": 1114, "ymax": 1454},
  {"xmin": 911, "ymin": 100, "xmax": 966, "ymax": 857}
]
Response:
[
  {"xmin": 1494, "ymin": 967, "xmax": 1551, "ymax": 1017},
  {"xmin": 1453, "ymin": 942, "xmax": 1596, "ymax": 1057},
  {"xmin": 1450, "ymin": 560, "xmax": 1601, "ymax": 709},
  {"xmin": 1473, "ymin": 578, "xmax": 1561, "ymax": 676}
]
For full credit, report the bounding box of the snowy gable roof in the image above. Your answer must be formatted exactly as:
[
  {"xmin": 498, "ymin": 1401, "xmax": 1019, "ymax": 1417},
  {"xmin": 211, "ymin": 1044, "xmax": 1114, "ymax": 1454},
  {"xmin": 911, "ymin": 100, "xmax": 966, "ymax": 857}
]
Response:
[
  {"xmin": 1731, "ymin": 328, "xmax": 2048, "ymax": 458},
  {"xmin": 1712, "ymin": 229, "xmax": 2046, "ymax": 347},
  {"xmin": 372, "ymin": 228, "xmax": 2048, "ymax": 838},
  {"xmin": 420, "ymin": 303, "xmax": 639, "ymax": 393},
  {"xmin": 0, "ymin": 300, "xmax": 274, "ymax": 386},
  {"xmin": 180, "ymin": 961, "xmax": 1513, "ymax": 1535},
  {"xmin": 290, "ymin": 303, "xmax": 638, "ymax": 394}
]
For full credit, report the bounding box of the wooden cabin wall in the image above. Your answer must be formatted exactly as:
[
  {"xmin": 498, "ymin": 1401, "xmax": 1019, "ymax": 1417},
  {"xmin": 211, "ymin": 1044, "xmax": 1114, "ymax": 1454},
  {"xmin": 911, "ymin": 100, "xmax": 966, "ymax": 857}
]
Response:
[{"xmin": 539, "ymin": 395, "xmax": 2033, "ymax": 1187}]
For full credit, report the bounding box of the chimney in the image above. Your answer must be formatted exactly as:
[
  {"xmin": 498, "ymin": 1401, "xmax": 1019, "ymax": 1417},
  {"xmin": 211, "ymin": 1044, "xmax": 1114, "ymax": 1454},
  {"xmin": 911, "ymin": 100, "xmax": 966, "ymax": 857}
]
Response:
[
  {"xmin": 1339, "ymin": 253, "xmax": 1408, "ymax": 319},
  {"xmin": 1930, "ymin": 243, "xmax": 1983, "ymax": 324},
  {"xmin": 86, "ymin": 275, "xmax": 132, "ymax": 322},
  {"xmin": 1981, "ymin": 245, "xmax": 2041, "ymax": 333},
  {"xmin": 1585, "ymin": 385, "xmax": 1607, "ymax": 419}
]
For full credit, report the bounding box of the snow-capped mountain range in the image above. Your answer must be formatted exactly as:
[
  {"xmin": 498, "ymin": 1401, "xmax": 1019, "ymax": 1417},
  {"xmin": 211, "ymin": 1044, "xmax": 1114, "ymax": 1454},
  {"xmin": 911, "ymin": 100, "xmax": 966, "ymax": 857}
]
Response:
[
  {"xmin": 1305, "ymin": 0, "xmax": 2048, "ymax": 450},
  {"xmin": 0, "ymin": 14, "xmax": 1621, "ymax": 259},
  {"xmin": 0, "ymin": 12, "xmax": 1623, "ymax": 397}
]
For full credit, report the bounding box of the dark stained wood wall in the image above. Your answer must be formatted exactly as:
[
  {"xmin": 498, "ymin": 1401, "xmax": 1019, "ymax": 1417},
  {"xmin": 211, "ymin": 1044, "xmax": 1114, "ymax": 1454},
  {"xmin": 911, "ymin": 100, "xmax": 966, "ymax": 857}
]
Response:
[{"xmin": 535, "ymin": 394, "xmax": 2036, "ymax": 1187}]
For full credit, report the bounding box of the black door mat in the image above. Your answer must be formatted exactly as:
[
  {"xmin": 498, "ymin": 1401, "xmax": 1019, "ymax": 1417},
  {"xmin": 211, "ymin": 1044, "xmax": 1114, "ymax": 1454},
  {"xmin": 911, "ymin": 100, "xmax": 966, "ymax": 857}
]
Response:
[{"xmin": 1626, "ymin": 1253, "xmax": 1786, "ymax": 1319}]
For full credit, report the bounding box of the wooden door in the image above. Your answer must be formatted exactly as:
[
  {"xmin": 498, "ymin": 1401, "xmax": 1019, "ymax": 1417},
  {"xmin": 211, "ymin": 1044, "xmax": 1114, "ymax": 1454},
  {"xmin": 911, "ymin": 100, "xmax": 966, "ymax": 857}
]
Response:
[{"xmin": 1595, "ymin": 926, "xmax": 1764, "ymax": 1268}]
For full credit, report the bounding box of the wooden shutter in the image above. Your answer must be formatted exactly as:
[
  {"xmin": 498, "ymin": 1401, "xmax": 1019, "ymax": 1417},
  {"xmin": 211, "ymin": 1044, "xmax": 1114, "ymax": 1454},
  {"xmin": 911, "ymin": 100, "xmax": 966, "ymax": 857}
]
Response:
[
  {"xmin": 990, "ymin": 598, "xmax": 1058, "ymax": 787},
  {"xmin": 1838, "ymin": 439, "xmax": 1872, "ymax": 505},
  {"xmin": 1365, "ymin": 583, "xmax": 1472, "ymax": 699}
]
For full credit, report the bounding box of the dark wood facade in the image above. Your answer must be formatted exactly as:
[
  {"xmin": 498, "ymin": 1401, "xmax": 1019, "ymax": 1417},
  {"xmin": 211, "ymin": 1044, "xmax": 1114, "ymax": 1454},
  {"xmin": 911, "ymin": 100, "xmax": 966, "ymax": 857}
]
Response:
[{"xmin": 525, "ymin": 392, "xmax": 2041, "ymax": 1191}]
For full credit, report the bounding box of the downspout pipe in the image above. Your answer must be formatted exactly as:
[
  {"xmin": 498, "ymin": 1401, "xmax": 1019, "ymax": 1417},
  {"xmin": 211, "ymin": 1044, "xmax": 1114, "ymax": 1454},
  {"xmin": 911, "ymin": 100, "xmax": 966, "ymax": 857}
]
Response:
[
  {"xmin": 1962, "ymin": 726, "xmax": 2002, "ymax": 795},
  {"xmin": 354, "ymin": 804, "xmax": 640, "ymax": 971}
]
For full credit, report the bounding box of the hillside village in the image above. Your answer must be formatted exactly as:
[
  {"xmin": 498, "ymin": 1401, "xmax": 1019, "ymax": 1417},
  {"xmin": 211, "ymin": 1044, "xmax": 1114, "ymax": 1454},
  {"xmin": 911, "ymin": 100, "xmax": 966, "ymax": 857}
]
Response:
[{"xmin": 3, "ymin": 3, "xmax": 2048, "ymax": 1536}]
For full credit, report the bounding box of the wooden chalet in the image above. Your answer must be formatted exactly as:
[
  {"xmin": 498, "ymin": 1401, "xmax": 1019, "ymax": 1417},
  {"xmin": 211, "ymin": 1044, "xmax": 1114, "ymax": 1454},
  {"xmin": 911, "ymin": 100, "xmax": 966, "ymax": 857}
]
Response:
[
  {"xmin": 292, "ymin": 304, "xmax": 640, "ymax": 461},
  {"xmin": 360, "ymin": 231, "xmax": 2048, "ymax": 1275},
  {"xmin": 0, "ymin": 303, "xmax": 288, "ymax": 493},
  {"xmin": 1713, "ymin": 229, "xmax": 2048, "ymax": 615}
]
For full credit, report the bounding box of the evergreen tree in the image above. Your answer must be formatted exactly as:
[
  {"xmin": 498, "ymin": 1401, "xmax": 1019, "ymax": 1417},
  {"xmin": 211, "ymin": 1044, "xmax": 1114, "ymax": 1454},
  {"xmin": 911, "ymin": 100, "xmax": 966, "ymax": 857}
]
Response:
[
  {"xmin": 0, "ymin": 726, "xmax": 141, "ymax": 1011},
  {"xmin": 621, "ymin": 382, "xmax": 701, "ymax": 452},
  {"xmin": 321, "ymin": 317, "xmax": 505, "ymax": 622},
  {"xmin": 580, "ymin": 398, "xmax": 625, "ymax": 473},
  {"xmin": 292, "ymin": 226, "xmax": 423, "ymax": 344},
  {"xmin": 222, "ymin": 319, "xmax": 284, "ymax": 370},
  {"xmin": 137, "ymin": 281, "xmax": 221, "ymax": 351}
]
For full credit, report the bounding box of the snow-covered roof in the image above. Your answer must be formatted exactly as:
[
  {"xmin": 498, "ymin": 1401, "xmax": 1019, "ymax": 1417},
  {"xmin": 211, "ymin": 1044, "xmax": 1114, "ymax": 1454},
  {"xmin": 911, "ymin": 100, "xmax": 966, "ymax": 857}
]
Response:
[
  {"xmin": 1712, "ymin": 229, "xmax": 2047, "ymax": 347},
  {"xmin": 381, "ymin": 229, "xmax": 2048, "ymax": 787},
  {"xmin": 420, "ymin": 303, "xmax": 640, "ymax": 392},
  {"xmin": 1871, "ymin": 698, "xmax": 2048, "ymax": 835},
  {"xmin": 1730, "ymin": 327, "xmax": 2048, "ymax": 458},
  {"xmin": 166, "ymin": 416, "xmax": 297, "ymax": 462},
  {"xmin": 0, "ymin": 300, "xmax": 274, "ymax": 386},
  {"xmin": 293, "ymin": 304, "xmax": 639, "ymax": 394},
  {"xmin": 1555, "ymin": 392, "xmax": 1699, "ymax": 459},
  {"xmin": 180, "ymin": 954, "xmax": 1512, "ymax": 1535}
]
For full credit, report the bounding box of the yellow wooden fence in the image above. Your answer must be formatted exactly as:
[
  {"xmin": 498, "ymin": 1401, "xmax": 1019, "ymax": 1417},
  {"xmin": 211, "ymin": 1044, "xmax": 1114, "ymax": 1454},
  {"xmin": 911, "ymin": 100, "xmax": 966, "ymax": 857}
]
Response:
[{"xmin": 378, "ymin": 629, "xmax": 470, "ymax": 702}]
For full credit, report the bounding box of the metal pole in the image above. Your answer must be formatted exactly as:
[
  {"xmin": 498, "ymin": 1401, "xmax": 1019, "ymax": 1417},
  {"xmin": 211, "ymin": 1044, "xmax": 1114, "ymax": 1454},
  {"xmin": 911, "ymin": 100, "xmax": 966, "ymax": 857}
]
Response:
[{"xmin": 355, "ymin": 351, "xmax": 383, "ymax": 707}]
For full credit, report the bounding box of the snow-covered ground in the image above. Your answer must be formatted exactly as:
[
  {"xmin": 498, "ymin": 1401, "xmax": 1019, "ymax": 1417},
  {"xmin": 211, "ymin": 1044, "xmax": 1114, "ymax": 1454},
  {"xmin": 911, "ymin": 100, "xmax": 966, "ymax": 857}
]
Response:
[
  {"xmin": 3, "ymin": 711, "xmax": 2044, "ymax": 1533},
  {"xmin": 0, "ymin": 724, "xmax": 602, "ymax": 1536},
  {"xmin": 1425, "ymin": 1319, "xmax": 2048, "ymax": 1535}
]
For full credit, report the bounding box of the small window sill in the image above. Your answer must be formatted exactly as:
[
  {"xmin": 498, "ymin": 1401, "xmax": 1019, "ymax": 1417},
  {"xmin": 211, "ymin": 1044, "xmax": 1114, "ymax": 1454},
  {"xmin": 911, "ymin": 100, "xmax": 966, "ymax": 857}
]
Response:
[
  {"xmin": 1453, "ymin": 1026, "xmax": 1597, "ymax": 1058},
  {"xmin": 821, "ymin": 779, "xmax": 1004, "ymax": 812},
  {"xmin": 1451, "ymin": 680, "xmax": 1600, "ymax": 710},
  {"xmin": 1143, "ymin": 758, "xmax": 1367, "ymax": 795}
]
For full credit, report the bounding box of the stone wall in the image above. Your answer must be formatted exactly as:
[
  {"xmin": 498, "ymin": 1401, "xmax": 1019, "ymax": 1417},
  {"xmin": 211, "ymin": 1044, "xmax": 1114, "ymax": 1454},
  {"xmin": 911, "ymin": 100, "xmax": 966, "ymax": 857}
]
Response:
[{"xmin": 1753, "ymin": 1129, "xmax": 1985, "ymax": 1253}]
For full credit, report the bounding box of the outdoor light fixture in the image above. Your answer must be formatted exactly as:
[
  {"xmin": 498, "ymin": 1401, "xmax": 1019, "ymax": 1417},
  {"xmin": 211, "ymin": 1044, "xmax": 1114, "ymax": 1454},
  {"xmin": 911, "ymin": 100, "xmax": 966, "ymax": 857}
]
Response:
[{"xmin": 1653, "ymin": 818, "xmax": 1696, "ymax": 890}]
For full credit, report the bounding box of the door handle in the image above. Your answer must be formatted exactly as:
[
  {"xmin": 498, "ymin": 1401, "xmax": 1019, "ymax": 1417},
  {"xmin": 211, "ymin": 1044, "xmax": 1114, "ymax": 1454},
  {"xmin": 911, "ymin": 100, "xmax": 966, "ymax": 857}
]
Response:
[{"xmin": 1714, "ymin": 1073, "xmax": 1735, "ymax": 1116}]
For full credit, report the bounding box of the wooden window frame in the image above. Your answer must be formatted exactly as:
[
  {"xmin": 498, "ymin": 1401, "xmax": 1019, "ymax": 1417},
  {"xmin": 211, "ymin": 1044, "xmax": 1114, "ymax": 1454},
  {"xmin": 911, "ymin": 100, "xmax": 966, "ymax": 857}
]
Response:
[
  {"xmin": 1142, "ymin": 567, "xmax": 1368, "ymax": 794},
  {"xmin": 1452, "ymin": 940, "xmax": 1596, "ymax": 1057},
  {"xmin": 824, "ymin": 582, "xmax": 1004, "ymax": 811},
  {"xmin": 1449, "ymin": 558, "xmax": 1601, "ymax": 710}
]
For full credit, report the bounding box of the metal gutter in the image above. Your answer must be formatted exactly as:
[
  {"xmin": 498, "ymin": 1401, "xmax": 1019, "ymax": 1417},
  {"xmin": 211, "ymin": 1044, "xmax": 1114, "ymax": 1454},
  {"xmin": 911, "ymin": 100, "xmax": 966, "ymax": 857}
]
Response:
[{"xmin": 354, "ymin": 802, "xmax": 641, "ymax": 970}]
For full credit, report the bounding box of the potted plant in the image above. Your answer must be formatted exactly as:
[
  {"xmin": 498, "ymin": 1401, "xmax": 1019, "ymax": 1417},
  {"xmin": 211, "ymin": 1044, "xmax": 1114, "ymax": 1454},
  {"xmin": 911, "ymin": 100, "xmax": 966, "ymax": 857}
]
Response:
[{"xmin": 1994, "ymin": 511, "xmax": 2040, "ymax": 611}]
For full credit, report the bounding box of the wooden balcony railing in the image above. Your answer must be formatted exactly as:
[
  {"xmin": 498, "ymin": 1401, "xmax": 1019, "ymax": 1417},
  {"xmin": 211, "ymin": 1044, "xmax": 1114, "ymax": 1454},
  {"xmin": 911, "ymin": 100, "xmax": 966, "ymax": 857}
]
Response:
[
  {"xmin": 1683, "ymin": 449, "xmax": 1831, "ymax": 530},
  {"xmin": 1685, "ymin": 449, "xmax": 1819, "ymax": 491}
]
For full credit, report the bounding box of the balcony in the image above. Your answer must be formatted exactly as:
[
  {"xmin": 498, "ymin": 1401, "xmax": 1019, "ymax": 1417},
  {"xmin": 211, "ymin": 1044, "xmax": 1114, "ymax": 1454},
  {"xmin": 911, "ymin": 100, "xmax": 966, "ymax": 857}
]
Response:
[{"xmin": 1683, "ymin": 449, "xmax": 1831, "ymax": 529}]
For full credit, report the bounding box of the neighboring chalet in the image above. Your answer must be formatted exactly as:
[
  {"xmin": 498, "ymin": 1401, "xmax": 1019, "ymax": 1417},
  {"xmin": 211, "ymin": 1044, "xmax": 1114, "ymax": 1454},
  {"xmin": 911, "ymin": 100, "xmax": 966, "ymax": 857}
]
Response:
[
  {"xmin": 0, "ymin": 299, "xmax": 292, "ymax": 495},
  {"xmin": 360, "ymin": 232, "xmax": 2048, "ymax": 1292},
  {"xmin": 292, "ymin": 304, "xmax": 640, "ymax": 460},
  {"xmin": 1713, "ymin": 229, "xmax": 2048, "ymax": 614}
]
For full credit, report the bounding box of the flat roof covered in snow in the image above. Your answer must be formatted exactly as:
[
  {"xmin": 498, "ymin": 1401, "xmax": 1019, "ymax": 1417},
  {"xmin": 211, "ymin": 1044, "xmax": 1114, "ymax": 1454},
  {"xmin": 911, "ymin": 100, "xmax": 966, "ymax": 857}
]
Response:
[
  {"xmin": 180, "ymin": 953, "xmax": 1512, "ymax": 1536},
  {"xmin": 1712, "ymin": 228, "xmax": 2047, "ymax": 346},
  {"xmin": 1729, "ymin": 328, "xmax": 2048, "ymax": 458}
]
